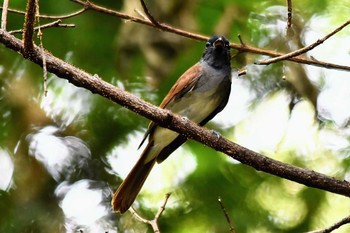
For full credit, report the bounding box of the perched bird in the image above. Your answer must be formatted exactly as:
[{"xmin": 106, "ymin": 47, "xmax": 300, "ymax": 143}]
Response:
[{"xmin": 112, "ymin": 35, "xmax": 232, "ymax": 213}]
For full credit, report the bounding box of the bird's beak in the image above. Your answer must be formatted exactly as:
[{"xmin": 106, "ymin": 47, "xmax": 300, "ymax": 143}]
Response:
[{"xmin": 214, "ymin": 37, "xmax": 224, "ymax": 48}]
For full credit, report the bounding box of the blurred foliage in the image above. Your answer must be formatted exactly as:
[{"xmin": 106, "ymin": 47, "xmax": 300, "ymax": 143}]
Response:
[{"xmin": 1, "ymin": 0, "xmax": 350, "ymax": 233}]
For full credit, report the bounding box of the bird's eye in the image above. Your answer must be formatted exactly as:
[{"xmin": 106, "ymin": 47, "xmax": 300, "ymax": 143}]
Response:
[{"xmin": 206, "ymin": 41, "xmax": 211, "ymax": 47}]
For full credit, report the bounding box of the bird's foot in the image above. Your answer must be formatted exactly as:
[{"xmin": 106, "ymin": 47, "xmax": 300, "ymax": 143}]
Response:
[
  {"xmin": 211, "ymin": 130, "xmax": 221, "ymax": 139},
  {"xmin": 92, "ymin": 74, "xmax": 100, "ymax": 79},
  {"xmin": 181, "ymin": 116, "xmax": 190, "ymax": 122}
]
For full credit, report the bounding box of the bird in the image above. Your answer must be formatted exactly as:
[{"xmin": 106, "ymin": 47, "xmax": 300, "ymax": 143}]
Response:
[{"xmin": 112, "ymin": 35, "xmax": 232, "ymax": 213}]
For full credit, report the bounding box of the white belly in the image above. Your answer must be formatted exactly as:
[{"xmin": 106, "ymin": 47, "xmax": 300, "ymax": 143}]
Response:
[{"xmin": 143, "ymin": 90, "xmax": 222, "ymax": 163}]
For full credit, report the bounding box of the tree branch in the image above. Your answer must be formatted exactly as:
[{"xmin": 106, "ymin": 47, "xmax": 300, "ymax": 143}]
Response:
[
  {"xmin": 35, "ymin": 0, "xmax": 48, "ymax": 97},
  {"xmin": 1, "ymin": 29, "xmax": 350, "ymax": 199},
  {"xmin": 257, "ymin": 19, "xmax": 350, "ymax": 65},
  {"xmin": 218, "ymin": 197, "xmax": 236, "ymax": 233},
  {"xmin": 139, "ymin": 0, "xmax": 160, "ymax": 27},
  {"xmin": 70, "ymin": 0, "xmax": 208, "ymax": 41},
  {"xmin": 70, "ymin": 0, "xmax": 350, "ymax": 72},
  {"xmin": 129, "ymin": 193, "xmax": 171, "ymax": 233},
  {"xmin": 23, "ymin": 0, "xmax": 37, "ymax": 57},
  {"xmin": 0, "ymin": 6, "xmax": 86, "ymax": 19},
  {"xmin": 307, "ymin": 215, "xmax": 350, "ymax": 233},
  {"xmin": 286, "ymin": 0, "xmax": 292, "ymax": 29},
  {"xmin": 1, "ymin": 0, "xmax": 9, "ymax": 30},
  {"xmin": 9, "ymin": 19, "xmax": 75, "ymax": 35}
]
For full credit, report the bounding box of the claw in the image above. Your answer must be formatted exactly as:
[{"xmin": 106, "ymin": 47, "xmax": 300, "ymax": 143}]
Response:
[
  {"xmin": 211, "ymin": 130, "xmax": 221, "ymax": 139},
  {"xmin": 182, "ymin": 116, "xmax": 189, "ymax": 121},
  {"xmin": 92, "ymin": 74, "xmax": 100, "ymax": 79}
]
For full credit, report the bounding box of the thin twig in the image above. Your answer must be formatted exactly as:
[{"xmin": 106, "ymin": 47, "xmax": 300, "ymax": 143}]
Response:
[
  {"xmin": 0, "ymin": 7, "xmax": 25, "ymax": 15},
  {"xmin": 134, "ymin": 8, "xmax": 148, "ymax": 21},
  {"xmin": 286, "ymin": 0, "xmax": 293, "ymax": 38},
  {"xmin": 129, "ymin": 193, "xmax": 171, "ymax": 233},
  {"xmin": 307, "ymin": 215, "xmax": 350, "ymax": 233},
  {"xmin": 35, "ymin": 0, "xmax": 48, "ymax": 97},
  {"xmin": 23, "ymin": 0, "xmax": 37, "ymax": 56},
  {"xmin": 286, "ymin": 0, "xmax": 292, "ymax": 29},
  {"xmin": 0, "ymin": 6, "xmax": 87, "ymax": 19},
  {"xmin": 257, "ymin": 19, "xmax": 350, "ymax": 65},
  {"xmin": 9, "ymin": 19, "xmax": 75, "ymax": 34},
  {"xmin": 139, "ymin": 0, "xmax": 160, "ymax": 26},
  {"xmin": 1, "ymin": 0, "xmax": 9, "ymax": 30},
  {"xmin": 129, "ymin": 207, "xmax": 149, "ymax": 224},
  {"xmin": 38, "ymin": 32, "xmax": 48, "ymax": 96},
  {"xmin": 36, "ymin": 7, "xmax": 87, "ymax": 19},
  {"xmin": 218, "ymin": 197, "xmax": 236, "ymax": 233},
  {"xmin": 71, "ymin": 0, "xmax": 208, "ymax": 42},
  {"xmin": 237, "ymin": 34, "xmax": 245, "ymax": 46},
  {"xmin": 71, "ymin": 0, "xmax": 350, "ymax": 72},
  {"xmin": 154, "ymin": 193, "xmax": 171, "ymax": 220}
]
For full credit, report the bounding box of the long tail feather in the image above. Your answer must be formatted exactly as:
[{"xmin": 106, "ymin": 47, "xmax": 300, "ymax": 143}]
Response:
[{"xmin": 111, "ymin": 145, "xmax": 156, "ymax": 213}]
